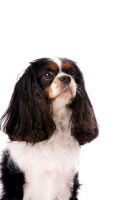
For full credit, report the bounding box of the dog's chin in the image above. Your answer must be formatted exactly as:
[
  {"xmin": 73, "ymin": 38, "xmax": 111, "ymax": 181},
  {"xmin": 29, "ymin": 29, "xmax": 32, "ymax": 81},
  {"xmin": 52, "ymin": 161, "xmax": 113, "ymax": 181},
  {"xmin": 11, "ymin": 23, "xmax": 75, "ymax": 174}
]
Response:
[{"xmin": 51, "ymin": 88, "xmax": 75, "ymax": 105}]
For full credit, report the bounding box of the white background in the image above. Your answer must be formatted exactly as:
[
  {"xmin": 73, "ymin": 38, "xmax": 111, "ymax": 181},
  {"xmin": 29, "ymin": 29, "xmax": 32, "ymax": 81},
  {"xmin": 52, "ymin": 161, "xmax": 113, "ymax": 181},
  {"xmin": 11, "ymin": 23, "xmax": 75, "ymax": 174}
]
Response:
[{"xmin": 0, "ymin": 0, "xmax": 132, "ymax": 199}]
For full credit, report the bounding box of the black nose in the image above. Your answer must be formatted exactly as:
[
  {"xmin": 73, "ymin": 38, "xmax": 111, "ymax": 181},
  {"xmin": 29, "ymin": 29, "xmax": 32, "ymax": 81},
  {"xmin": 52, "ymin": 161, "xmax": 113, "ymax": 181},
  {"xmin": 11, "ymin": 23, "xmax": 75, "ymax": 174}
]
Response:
[{"xmin": 59, "ymin": 75, "xmax": 71, "ymax": 84}]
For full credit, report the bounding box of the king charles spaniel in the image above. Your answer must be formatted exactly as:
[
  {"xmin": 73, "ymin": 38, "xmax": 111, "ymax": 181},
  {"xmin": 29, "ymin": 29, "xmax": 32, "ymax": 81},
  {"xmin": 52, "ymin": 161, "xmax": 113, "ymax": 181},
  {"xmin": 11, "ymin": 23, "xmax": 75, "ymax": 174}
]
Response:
[{"xmin": 0, "ymin": 57, "xmax": 98, "ymax": 200}]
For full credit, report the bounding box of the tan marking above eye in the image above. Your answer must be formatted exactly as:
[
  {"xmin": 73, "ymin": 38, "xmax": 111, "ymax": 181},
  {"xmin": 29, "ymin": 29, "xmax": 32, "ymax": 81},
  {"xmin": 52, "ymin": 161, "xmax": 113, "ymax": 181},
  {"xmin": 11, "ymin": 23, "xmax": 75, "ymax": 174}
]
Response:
[
  {"xmin": 48, "ymin": 62, "xmax": 58, "ymax": 70},
  {"xmin": 62, "ymin": 62, "xmax": 72, "ymax": 70}
]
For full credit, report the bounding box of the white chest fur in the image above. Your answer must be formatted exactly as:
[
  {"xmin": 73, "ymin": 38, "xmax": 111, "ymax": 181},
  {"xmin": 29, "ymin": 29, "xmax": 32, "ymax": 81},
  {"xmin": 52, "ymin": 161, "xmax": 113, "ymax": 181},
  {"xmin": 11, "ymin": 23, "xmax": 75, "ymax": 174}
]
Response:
[
  {"xmin": 7, "ymin": 136, "xmax": 80, "ymax": 200},
  {"xmin": 7, "ymin": 98, "xmax": 80, "ymax": 199},
  {"xmin": 7, "ymin": 127, "xmax": 80, "ymax": 200}
]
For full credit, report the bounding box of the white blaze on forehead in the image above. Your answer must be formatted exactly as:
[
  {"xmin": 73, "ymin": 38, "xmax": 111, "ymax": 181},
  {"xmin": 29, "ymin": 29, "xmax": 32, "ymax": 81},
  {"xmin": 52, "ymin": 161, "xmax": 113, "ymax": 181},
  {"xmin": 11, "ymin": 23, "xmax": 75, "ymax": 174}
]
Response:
[{"xmin": 49, "ymin": 57, "xmax": 62, "ymax": 71}]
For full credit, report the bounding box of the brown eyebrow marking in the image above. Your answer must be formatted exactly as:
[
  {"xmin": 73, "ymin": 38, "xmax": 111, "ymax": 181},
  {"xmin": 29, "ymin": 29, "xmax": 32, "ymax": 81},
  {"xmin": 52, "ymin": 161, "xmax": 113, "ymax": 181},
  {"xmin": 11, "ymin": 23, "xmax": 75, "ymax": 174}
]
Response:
[
  {"xmin": 62, "ymin": 62, "xmax": 72, "ymax": 70},
  {"xmin": 48, "ymin": 62, "xmax": 58, "ymax": 70}
]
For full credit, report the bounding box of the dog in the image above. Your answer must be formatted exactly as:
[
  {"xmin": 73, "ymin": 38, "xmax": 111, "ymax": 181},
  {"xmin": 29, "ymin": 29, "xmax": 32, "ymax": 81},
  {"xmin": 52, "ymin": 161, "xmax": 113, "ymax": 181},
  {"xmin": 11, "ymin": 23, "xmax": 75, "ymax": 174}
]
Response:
[{"xmin": 0, "ymin": 57, "xmax": 98, "ymax": 200}]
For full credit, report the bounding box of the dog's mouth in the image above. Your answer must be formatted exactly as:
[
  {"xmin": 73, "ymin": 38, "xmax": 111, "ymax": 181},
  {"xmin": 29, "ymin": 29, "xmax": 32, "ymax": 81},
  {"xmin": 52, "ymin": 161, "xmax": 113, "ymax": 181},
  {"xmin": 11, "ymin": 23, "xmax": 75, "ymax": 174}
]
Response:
[{"xmin": 52, "ymin": 87, "xmax": 74, "ymax": 101}]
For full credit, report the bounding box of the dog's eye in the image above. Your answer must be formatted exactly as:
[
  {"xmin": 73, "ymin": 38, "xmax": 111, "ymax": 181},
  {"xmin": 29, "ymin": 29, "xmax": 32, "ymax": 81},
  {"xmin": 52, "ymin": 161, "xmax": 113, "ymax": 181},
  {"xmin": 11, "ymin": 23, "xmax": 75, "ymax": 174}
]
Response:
[
  {"xmin": 44, "ymin": 72, "xmax": 54, "ymax": 80},
  {"xmin": 68, "ymin": 69, "xmax": 76, "ymax": 77}
]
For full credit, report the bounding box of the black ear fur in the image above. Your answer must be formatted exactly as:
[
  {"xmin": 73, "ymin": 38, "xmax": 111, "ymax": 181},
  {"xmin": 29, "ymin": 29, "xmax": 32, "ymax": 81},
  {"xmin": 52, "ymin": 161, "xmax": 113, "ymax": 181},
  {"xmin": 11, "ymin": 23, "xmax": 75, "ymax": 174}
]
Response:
[
  {"xmin": 0, "ymin": 64, "xmax": 56, "ymax": 143},
  {"xmin": 70, "ymin": 66, "xmax": 99, "ymax": 145}
]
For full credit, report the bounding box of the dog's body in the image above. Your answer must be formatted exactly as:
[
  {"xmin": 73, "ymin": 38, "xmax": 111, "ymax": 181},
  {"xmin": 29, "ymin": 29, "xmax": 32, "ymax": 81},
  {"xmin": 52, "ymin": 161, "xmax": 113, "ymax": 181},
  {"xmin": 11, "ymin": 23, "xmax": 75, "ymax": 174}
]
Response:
[{"xmin": 0, "ymin": 57, "xmax": 98, "ymax": 200}]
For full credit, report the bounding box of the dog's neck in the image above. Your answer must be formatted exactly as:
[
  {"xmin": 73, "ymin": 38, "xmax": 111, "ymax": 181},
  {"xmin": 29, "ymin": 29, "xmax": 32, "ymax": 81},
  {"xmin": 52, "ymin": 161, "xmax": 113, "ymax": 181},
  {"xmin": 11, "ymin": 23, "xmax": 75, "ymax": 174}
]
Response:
[
  {"xmin": 51, "ymin": 98, "xmax": 73, "ymax": 143},
  {"xmin": 52, "ymin": 98, "xmax": 72, "ymax": 126}
]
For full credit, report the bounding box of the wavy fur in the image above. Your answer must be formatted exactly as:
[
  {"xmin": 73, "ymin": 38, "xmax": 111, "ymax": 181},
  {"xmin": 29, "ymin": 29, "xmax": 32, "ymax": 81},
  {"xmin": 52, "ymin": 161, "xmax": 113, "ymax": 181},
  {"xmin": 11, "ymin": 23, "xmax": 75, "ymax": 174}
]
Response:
[
  {"xmin": 0, "ymin": 57, "xmax": 98, "ymax": 200},
  {"xmin": 0, "ymin": 62, "xmax": 56, "ymax": 143}
]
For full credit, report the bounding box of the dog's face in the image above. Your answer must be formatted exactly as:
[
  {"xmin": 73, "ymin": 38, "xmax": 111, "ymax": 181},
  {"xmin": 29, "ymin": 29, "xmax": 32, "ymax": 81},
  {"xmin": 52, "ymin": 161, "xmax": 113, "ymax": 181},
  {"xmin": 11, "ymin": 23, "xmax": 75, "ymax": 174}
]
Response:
[
  {"xmin": 37, "ymin": 58, "xmax": 77, "ymax": 108},
  {"xmin": 0, "ymin": 57, "xmax": 98, "ymax": 144}
]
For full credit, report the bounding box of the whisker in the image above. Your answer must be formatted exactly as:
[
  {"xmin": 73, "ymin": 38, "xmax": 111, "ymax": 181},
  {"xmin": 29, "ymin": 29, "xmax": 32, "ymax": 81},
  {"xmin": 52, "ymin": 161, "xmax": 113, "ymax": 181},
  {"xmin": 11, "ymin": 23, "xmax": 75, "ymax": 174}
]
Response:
[{"xmin": 76, "ymin": 85, "xmax": 85, "ymax": 97}]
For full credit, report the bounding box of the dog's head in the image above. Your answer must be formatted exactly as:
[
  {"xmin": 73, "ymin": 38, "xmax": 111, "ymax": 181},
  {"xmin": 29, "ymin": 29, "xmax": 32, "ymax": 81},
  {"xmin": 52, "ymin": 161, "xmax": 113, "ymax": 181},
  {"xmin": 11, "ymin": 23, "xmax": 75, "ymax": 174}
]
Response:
[{"xmin": 0, "ymin": 57, "xmax": 98, "ymax": 145}]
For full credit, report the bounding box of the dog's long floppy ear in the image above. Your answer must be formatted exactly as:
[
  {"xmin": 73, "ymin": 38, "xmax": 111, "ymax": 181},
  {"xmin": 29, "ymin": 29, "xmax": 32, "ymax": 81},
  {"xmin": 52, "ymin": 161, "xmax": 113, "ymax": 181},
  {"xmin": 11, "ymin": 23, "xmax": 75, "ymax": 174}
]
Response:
[
  {"xmin": 70, "ymin": 66, "xmax": 99, "ymax": 145},
  {"xmin": 0, "ymin": 65, "xmax": 56, "ymax": 143}
]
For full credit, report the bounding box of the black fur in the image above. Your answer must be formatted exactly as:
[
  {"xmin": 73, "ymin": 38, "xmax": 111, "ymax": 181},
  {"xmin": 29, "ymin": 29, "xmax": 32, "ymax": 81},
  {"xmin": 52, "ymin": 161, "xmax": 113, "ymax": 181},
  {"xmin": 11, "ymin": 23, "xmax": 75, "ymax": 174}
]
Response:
[
  {"xmin": 0, "ymin": 58, "xmax": 98, "ymax": 144},
  {"xmin": 0, "ymin": 57, "xmax": 99, "ymax": 199},
  {"xmin": 0, "ymin": 151, "xmax": 80, "ymax": 200},
  {"xmin": 65, "ymin": 59, "xmax": 98, "ymax": 145},
  {"xmin": 69, "ymin": 173, "xmax": 81, "ymax": 200},
  {"xmin": 0, "ymin": 150, "xmax": 24, "ymax": 200},
  {"xmin": 0, "ymin": 151, "xmax": 81, "ymax": 200},
  {"xmin": 0, "ymin": 59, "xmax": 56, "ymax": 143}
]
